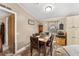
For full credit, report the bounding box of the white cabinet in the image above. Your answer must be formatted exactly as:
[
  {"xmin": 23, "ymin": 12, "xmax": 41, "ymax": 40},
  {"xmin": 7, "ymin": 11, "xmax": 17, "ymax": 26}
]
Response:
[
  {"xmin": 66, "ymin": 15, "xmax": 79, "ymax": 45},
  {"xmin": 73, "ymin": 16, "xmax": 79, "ymax": 27}
]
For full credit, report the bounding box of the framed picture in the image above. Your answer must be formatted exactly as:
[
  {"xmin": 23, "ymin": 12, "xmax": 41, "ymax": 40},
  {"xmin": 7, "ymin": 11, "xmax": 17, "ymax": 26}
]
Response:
[{"xmin": 28, "ymin": 19, "xmax": 35, "ymax": 25}]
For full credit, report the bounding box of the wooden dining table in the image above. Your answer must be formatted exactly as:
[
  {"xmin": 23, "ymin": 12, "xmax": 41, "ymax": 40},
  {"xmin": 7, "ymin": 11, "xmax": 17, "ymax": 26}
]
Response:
[{"xmin": 36, "ymin": 35, "xmax": 50, "ymax": 56}]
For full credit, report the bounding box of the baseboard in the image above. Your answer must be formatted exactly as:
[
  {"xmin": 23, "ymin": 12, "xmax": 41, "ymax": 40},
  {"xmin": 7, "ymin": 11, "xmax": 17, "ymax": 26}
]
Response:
[{"xmin": 15, "ymin": 42, "xmax": 30, "ymax": 55}]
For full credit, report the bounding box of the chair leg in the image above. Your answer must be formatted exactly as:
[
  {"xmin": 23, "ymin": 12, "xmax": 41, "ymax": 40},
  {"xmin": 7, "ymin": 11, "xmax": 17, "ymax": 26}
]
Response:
[
  {"xmin": 43, "ymin": 44, "xmax": 46, "ymax": 56},
  {"xmin": 47, "ymin": 47, "xmax": 51, "ymax": 55},
  {"xmin": 30, "ymin": 50, "xmax": 32, "ymax": 56},
  {"xmin": 50, "ymin": 44, "xmax": 52, "ymax": 56},
  {"xmin": 43, "ymin": 46, "xmax": 45, "ymax": 56},
  {"xmin": 38, "ymin": 48, "xmax": 40, "ymax": 56},
  {"xmin": 30, "ymin": 46, "xmax": 32, "ymax": 56}
]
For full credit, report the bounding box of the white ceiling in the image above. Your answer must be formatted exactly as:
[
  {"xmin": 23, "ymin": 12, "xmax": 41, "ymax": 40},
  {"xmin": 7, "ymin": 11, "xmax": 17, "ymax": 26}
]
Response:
[{"xmin": 19, "ymin": 3, "xmax": 79, "ymax": 20}]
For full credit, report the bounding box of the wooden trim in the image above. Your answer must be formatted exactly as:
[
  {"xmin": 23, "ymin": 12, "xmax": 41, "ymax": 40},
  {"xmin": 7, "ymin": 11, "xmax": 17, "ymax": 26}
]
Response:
[{"xmin": 8, "ymin": 14, "xmax": 15, "ymax": 53}]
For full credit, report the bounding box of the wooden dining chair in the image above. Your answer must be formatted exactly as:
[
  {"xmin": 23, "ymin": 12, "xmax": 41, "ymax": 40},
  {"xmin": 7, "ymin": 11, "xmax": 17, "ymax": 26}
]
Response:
[
  {"xmin": 30, "ymin": 36, "xmax": 44, "ymax": 56},
  {"xmin": 33, "ymin": 33, "xmax": 40, "ymax": 37},
  {"xmin": 46, "ymin": 34, "xmax": 54, "ymax": 56}
]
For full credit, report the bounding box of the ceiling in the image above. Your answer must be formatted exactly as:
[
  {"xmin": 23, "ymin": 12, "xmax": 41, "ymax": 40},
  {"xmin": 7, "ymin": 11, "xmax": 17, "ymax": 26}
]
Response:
[{"xmin": 19, "ymin": 3, "xmax": 79, "ymax": 20}]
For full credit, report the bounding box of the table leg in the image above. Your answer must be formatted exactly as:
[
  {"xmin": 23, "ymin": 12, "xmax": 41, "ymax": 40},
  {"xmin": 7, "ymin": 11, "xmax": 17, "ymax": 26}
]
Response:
[
  {"xmin": 44, "ymin": 43, "xmax": 46, "ymax": 56},
  {"xmin": 50, "ymin": 44, "xmax": 52, "ymax": 56}
]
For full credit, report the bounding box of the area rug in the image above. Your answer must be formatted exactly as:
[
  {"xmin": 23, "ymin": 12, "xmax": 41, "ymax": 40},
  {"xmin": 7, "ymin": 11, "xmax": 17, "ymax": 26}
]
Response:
[{"xmin": 15, "ymin": 46, "xmax": 69, "ymax": 56}]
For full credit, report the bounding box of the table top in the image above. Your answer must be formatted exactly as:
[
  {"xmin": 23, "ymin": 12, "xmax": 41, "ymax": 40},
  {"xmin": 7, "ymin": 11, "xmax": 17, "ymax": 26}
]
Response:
[{"xmin": 36, "ymin": 35, "xmax": 50, "ymax": 43}]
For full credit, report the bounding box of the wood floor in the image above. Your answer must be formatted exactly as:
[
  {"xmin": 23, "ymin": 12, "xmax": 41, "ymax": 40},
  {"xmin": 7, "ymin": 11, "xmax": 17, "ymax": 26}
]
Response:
[
  {"xmin": 15, "ymin": 46, "xmax": 69, "ymax": 56},
  {"xmin": 0, "ymin": 45, "xmax": 69, "ymax": 56}
]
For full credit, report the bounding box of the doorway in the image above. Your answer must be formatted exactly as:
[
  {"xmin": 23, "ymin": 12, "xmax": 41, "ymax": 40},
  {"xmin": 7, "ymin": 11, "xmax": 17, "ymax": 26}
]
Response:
[{"xmin": 0, "ymin": 7, "xmax": 16, "ymax": 54}]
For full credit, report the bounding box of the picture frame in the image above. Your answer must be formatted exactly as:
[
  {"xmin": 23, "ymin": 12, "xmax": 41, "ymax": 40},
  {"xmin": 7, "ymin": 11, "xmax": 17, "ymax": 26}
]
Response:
[{"xmin": 28, "ymin": 19, "xmax": 35, "ymax": 25}]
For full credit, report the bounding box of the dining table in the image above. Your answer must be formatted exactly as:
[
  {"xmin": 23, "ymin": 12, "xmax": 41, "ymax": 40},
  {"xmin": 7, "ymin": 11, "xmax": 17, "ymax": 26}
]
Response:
[{"xmin": 36, "ymin": 35, "xmax": 50, "ymax": 56}]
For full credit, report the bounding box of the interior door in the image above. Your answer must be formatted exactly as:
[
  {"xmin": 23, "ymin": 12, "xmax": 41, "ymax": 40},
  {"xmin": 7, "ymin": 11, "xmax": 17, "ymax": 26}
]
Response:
[
  {"xmin": 38, "ymin": 25, "xmax": 43, "ymax": 33},
  {"xmin": 8, "ymin": 14, "xmax": 15, "ymax": 53}
]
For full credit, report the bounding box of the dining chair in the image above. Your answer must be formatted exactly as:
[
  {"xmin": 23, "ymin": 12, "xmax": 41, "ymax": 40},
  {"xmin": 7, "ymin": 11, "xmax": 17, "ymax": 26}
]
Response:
[
  {"xmin": 46, "ymin": 34, "xmax": 54, "ymax": 56},
  {"xmin": 30, "ymin": 36, "xmax": 44, "ymax": 56},
  {"xmin": 33, "ymin": 33, "xmax": 40, "ymax": 37}
]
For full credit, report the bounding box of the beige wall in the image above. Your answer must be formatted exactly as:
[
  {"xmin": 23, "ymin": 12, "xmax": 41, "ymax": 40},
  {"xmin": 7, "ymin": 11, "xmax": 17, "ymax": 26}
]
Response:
[
  {"xmin": 41, "ymin": 18, "xmax": 66, "ymax": 32},
  {"xmin": 0, "ymin": 17, "xmax": 8, "ymax": 51},
  {"xmin": 0, "ymin": 3, "xmax": 39, "ymax": 50},
  {"xmin": 40, "ymin": 21, "xmax": 58, "ymax": 32},
  {"xmin": 2, "ymin": 17, "xmax": 8, "ymax": 51}
]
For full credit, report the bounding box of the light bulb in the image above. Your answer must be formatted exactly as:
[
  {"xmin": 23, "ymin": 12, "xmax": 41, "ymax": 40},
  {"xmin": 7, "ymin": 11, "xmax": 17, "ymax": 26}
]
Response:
[{"xmin": 45, "ymin": 6, "xmax": 52, "ymax": 12}]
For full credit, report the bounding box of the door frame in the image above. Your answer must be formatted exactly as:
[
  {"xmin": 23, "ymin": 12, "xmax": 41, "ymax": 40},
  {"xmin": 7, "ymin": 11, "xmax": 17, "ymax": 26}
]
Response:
[{"xmin": 0, "ymin": 6, "xmax": 17, "ymax": 54}]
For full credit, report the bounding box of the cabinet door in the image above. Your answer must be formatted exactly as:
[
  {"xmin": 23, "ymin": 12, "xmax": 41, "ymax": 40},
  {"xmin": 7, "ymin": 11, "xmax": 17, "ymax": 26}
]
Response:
[
  {"xmin": 66, "ymin": 16, "xmax": 79, "ymax": 45},
  {"xmin": 73, "ymin": 16, "xmax": 79, "ymax": 27},
  {"xmin": 67, "ymin": 16, "xmax": 79, "ymax": 28},
  {"xmin": 67, "ymin": 26, "xmax": 79, "ymax": 45},
  {"xmin": 66, "ymin": 17, "xmax": 74, "ymax": 28},
  {"xmin": 73, "ymin": 28, "xmax": 79, "ymax": 44},
  {"xmin": 67, "ymin": 28, "xmax": 75, "ymax": 45}
]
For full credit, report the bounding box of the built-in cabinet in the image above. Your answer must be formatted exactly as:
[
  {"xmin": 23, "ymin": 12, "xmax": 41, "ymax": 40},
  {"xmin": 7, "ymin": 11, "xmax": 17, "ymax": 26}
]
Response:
[
  {"xmin": 66, "ymin": 15, "xmax": 79, "ymax": 45},
  {"xmin": 55, "ymin": 32, "xmax": 67, "ymax": 46}
]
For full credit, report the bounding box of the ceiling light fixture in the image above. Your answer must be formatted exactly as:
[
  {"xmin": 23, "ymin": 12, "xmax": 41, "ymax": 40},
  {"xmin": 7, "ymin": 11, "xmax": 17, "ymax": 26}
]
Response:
[
  {"xmin": 45, "ymin": 6, "xmax": 52, "ymax": 12},
  {"xmin": 44, "ymin": 4, "xmax": 54, "ymax": 12}
]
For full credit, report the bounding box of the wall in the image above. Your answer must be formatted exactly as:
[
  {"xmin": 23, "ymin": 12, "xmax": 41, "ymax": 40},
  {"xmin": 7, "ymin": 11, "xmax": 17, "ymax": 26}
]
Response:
[
  {"xmin": 40, "ymin": 21, "xmax": 58, "ymax": 32},
  {"xmin": 48, "ymin": 21, "xmax": 58, "ymax": 29},
  {"xmin": 0, "ymin": 17, "xmax": 8, "ymax": 51},
  {"xmin": 57, "ymin": 18, "xmax": 67, "ymax": 31},
  {"xmin": 0, "ymin": 3, "xmax": 39, "ymax": 51},
  {"xmin": 41, "ymin": 17, "xmax": 66, "ymax": 32},
  {"xmin": 0, "ymin": 18, "xmax": 2, "ymax": 25},
  {"xmin": 1, "ymin": 17, "xmax": 9, "ymax": 51}
]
